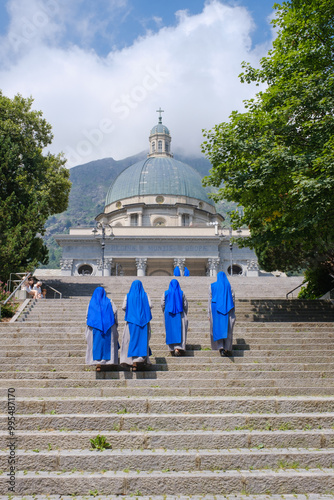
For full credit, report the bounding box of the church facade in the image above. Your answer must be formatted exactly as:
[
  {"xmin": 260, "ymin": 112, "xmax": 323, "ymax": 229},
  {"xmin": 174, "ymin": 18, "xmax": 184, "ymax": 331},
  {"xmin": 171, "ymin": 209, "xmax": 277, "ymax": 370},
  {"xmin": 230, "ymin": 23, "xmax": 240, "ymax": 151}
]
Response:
[{"xmin": 55, "ymin": 112, "xmax": 259, "ymax": 277}]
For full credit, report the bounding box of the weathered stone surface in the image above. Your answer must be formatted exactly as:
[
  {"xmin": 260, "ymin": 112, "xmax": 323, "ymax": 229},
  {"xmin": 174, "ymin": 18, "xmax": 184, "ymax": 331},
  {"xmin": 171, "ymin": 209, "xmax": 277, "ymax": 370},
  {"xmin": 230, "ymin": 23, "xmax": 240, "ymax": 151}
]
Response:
[{"xmin": 1, "ymin": 276, "xmax": 334, "ymax": 498}]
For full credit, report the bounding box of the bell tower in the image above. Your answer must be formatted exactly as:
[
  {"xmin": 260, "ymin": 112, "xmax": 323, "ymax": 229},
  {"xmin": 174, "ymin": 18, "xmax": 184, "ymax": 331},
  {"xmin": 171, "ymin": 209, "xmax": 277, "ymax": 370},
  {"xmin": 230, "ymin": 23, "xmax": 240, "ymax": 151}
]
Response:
[{"xmin": 148, "ymin": 107, "xmax": 173, "ymax": 158}]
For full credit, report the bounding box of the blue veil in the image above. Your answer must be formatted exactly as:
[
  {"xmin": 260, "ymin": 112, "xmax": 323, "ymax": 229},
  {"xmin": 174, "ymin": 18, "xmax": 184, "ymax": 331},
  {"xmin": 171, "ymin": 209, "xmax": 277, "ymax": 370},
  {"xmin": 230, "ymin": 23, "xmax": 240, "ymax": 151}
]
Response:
[
  {"xmin": 87, "ymin": 287, "xmax": 114, "ymax": 333},
  {"xmin": 210, "ymin": 272, "xmax": 234, "ymax": 341},
  {"xmin": 173, "ymin": 266, "xmax": 181, "ymax": 276},
  {"xmin": 211, "ymin": 272, "xmax": 234, "ymax": 314},
  {"xmin": 165, "ymin": 279, "xmax": 183, "ymax": 314},
  {"xmin": 125, "ymin": 280, "xmax": 152, "ymax": 358},
  {"xmin": 164, "ymin": 279, "xmax": 183, "ymax": 345},
  {"xmin": 125, "ymin": 280, "xmax": 152, "ymax": 327}
]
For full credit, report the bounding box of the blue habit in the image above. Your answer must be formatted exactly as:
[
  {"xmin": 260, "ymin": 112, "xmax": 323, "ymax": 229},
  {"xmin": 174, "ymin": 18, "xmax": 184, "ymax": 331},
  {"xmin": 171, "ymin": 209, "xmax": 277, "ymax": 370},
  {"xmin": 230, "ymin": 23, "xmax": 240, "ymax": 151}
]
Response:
[
  {"xmin": 173, "ymin": 266, "xmax": 181, "ymax": 276},
  {"xmin": 125, "ymin": 280, "xmax": 152, "ymax": 357},
  {"xmin": 211, "ymin": 272, "xmax": 234, "ymax": 341},
  {"xmin": 164, "ymin": 279, "xmax": 183, "ymax": 345},
  {"xmin": 87, "ymin": 287, "xmax": 115, "ymax": 362},
  {"xmin": 184, "ymin": 267, "xmax": 190, "ymax": 276},
  {"xmin": 92, "ymin": 327, "xmax": 111, "ymax": 361}
]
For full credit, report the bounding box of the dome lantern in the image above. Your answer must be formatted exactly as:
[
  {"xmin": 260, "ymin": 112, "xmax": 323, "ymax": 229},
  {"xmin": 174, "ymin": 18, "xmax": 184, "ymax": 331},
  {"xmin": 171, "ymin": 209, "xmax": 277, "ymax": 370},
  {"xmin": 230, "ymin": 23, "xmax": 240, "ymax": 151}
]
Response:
[{"xmin": 148, "ymin": 107, "xmax": 173, "ymax": 158}]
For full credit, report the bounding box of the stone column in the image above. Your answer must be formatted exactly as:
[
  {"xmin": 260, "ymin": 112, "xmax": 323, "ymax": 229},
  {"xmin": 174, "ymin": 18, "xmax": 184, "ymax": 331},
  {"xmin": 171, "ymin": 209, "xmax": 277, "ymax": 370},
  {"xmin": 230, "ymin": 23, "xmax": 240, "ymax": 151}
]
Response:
[
  {"xmin": 136, "ymin": 258, "xmax": 147, "ymax": 276},
  {"xmin": 60, "ymin": 259, "xmax": 73, "ymax": 276},
  {"xmin": 173, "ymin": 258, "xmax": 185, "ymax": 276},
  {"xmin": 174, "ymin": 214, "xmax": 182, "ymax": 227},
  {"xmin": 138, "ymin": 213, "xmax": 143, "ymax": 227},
  {"xmin": 96, "ymin": 258, "xmax": 113, "ymax": 276},
  {"xmin": 104, "ymin": 258, "xmax": 113, "ymax": 276},
  {"xmin": 207, "ymin": 258, "xmax": 220, "ymax": 277}
]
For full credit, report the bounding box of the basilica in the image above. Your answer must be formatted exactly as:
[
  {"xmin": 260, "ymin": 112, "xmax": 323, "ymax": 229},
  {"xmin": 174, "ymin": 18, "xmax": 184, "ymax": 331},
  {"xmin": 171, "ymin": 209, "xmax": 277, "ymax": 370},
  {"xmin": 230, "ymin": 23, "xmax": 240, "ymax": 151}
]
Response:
[{"xmin": 55, "ymin": 112, "xmax": 259, "ymax": 277}]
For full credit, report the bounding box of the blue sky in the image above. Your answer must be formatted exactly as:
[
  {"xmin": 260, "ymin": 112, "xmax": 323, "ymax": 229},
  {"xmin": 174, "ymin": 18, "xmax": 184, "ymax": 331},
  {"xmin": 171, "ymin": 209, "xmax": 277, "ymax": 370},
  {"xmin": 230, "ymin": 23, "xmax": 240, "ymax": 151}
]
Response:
[{"xmin": 0, "ymin": 0, "xmax": 276, "ymax": 166}]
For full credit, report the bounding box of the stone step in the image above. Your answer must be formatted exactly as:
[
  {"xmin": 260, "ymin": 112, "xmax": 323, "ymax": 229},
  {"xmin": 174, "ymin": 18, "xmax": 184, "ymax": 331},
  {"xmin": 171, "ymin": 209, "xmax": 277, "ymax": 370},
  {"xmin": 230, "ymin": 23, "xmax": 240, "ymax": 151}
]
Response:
[
  {"xmin": 1, "ymin": 469, "xmax": 334, "ymax": 495},
  {"xmin": 19, "ymin": 312, "xmax": 334, "ymax": 320},
  {"xmin": 19, "ymin": 305, "xmax": 334, "ymax": 313},
  {"xmin": 2, "ymin": 447, "xmax": 334, "ymax": 472},
  {"xmin": 2, "ymin": 429, "xmax": 333, "ymax": 451},
  {"xmin": 1, "ymin": 384, "xmax": 334, "ymax": 396},
  {"xmin": 3, "ymin": 365, "xmax": 333, "ymax": 380},
  {"xmin": 3, "ymin": 279, "xmax": 334, "ymax": 498},
  {"xmin": 4, "ymin": 368, "xmax": 333, "ymax": 381},
  {"xmin": 0, "ymin": 370, "xmax": 332, "ymax": 384},
  {"xmin": 3, "ymin": 322, "xmax": 333, "ymax": 330},
  {"xmin": 2, "ymin": 364, "xmax": 334, "ymax": 379},
  {"xmin": 2, "ymin": 342, "xmax": 333, "ymax": 352},
  {"xmin": 2, "ymin": 329, "xmax": 333, "ymax": 337},
  {"xmin": 0, "ymin": 318, "xmax": 334, "ymax": 334},
  {"xmin": 4, "ymin": 386, "xmax": 334, "ymax": 397},
  {"xmin": 1, "ymin": 495, "xmax": 332, "ymax": 500},
  {"xmin": 2, "ymin": 355, "xmax": 334, "ymax": 368},
  {"xmin": 1, "ymin": 411, "xmax": 334, "ymax": 431},
  {"xmin": 3, "ymin": 395, "xmax": 333, "ymax": 413}
]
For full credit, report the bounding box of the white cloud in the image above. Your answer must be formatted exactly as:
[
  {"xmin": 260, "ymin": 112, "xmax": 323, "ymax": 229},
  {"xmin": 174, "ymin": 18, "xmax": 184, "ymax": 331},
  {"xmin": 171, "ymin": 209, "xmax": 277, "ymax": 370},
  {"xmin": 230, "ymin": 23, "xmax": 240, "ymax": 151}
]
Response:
[{"xmin": 0, "ymin": 0, "xmax": 274, "ymax": 166}]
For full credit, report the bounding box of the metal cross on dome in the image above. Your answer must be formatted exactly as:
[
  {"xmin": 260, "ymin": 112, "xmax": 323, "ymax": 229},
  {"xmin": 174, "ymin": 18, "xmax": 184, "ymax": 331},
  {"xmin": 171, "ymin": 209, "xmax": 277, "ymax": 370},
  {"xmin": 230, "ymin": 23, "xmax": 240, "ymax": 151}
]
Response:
[{"xmin": 156, "ymin": 107, "xmax": 164, "ymax": 124}]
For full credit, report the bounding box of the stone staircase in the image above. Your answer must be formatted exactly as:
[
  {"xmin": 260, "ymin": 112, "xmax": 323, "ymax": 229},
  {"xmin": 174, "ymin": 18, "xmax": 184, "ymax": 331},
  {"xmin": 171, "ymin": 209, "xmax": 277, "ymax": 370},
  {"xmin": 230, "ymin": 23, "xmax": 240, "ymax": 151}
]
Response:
[{"xmin": 0, "ymin": 276, "xmax": 334, "ymax": 498}]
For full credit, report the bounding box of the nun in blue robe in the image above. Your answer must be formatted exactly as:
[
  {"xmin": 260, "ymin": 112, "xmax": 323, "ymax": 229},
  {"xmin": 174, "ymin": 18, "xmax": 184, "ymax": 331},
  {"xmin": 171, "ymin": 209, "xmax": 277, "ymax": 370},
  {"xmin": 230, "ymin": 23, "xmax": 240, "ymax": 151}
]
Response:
[
  {"xmin": 120, "ymin": 280, "xmax": 153, "ymax": 369},
  {"xmin": 161, "ymin": 279, "xmax": 188, "ymax": 356},
  {"xmin": 85, "ymin": 287, "xmax": 119, "ymax": 369},
  {"xmin": 173, "ymin": 266, "xmax": 181, "ymax": 276},
  {"xmin": 208, "ymin": 271, "xmax": 235, "ymax": 356},
  {"xmin": 184, "ymin": 267, "xmax": 190, "ymax": 276}
]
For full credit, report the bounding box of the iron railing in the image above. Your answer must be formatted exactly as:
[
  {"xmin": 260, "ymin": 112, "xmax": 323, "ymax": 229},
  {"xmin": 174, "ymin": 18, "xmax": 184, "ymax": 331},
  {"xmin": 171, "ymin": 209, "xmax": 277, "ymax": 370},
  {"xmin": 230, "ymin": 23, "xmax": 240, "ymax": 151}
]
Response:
[
  {"xmin": 0, "ymin": 272, "xmax": 32, "ymax": 320},
  {"xmin": 286, "ymin": 280, "xmax": 307, "ymax": 299}
]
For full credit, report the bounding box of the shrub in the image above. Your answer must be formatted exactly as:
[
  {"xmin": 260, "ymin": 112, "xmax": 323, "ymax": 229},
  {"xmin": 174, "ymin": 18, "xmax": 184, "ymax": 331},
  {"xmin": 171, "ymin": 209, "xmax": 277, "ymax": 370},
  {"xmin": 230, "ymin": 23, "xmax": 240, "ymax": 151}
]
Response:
[{"xmin": 0, "ymin": 281, "xmax": 18, "ymax": 319}]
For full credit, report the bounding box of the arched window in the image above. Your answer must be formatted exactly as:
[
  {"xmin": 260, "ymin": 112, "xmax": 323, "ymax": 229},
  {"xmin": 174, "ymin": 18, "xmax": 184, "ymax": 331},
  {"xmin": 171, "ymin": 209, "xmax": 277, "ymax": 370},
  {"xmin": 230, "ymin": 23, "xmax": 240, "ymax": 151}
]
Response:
[
  {"xmin": 158, "ymin": 140, "xmax": 162, "ymax": 152},
  {"xmin": 152, "ymin": 141, "xmax": 156, "ymax": 152},
  {"xmin": 165, "ymin": 142, "xmax": 169, "ymax": 152}
]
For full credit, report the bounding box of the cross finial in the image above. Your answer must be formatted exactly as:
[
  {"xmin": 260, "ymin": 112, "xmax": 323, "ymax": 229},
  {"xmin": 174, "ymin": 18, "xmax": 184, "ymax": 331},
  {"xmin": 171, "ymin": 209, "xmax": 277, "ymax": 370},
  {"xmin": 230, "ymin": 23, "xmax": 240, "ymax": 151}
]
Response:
[{"xmin": 156, "ymin": 107, "xmax": 164, "ymax": 124}]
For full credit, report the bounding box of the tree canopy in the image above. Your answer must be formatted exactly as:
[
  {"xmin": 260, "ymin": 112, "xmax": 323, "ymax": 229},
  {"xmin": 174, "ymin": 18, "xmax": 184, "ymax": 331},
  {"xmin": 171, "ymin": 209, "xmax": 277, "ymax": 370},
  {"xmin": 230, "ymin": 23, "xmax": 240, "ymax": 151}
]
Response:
[
  {"xmin": 0, "ymin": 91, "xmax": 71, "ymax": 281},
  {"xmin": 202, "ymin": 0, "xmax": 334, "ymax": 294}
]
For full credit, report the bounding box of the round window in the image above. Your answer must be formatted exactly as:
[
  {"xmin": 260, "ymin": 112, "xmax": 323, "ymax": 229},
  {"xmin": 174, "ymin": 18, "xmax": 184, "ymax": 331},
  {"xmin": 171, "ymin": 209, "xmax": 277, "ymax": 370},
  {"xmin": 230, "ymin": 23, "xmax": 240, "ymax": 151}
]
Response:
[
  {"xmin": 155, "ymin": 195, "xmax": 165, "ymax": 204},
  {"xmin": 227, "ymin": 264, "xmax": 243, "ymax": 276},
  {"xmin": 116, "ymin": 201, "xmax": 122, "ymax": 209}
]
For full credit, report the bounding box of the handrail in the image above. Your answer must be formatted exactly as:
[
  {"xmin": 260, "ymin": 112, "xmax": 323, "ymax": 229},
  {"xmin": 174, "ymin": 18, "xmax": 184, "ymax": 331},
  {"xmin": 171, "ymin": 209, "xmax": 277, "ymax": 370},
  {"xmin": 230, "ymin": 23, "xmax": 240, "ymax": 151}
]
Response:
[
  {"xmin": 44, "ymin": 284, "xmax": 62, "ymax": 299},
  {"xmin": 0, "ymin": 272, "xmax": 32, "ymax": 320},
  {"xmin": 8, "ymin": 272, "xmax": 32, "ymax": 293},
  {"xmin": 286, "ymin": 280, "xmax": 307, "ymax": 299}
]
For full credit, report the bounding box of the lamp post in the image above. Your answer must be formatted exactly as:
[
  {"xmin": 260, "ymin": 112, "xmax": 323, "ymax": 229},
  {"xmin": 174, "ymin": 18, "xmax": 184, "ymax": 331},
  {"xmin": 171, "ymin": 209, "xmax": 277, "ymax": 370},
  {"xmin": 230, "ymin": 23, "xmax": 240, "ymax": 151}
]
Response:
[
  {"xmin": 229, "ymin": 241, "xmax": 233, "ymax": 276},
  {"xmin": 92, "ymin": 222, "xmax": 113, "ymax": 276}
]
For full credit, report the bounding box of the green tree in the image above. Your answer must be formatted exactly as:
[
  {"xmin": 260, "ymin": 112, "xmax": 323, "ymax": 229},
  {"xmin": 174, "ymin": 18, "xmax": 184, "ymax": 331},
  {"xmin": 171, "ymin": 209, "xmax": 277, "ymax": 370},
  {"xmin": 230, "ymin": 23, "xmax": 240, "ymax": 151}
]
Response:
[
  {"xmin": 202, "ymin": 0, "xmax": 334, "ymax": 296},
  {"xmin": 0, "ymin": 92, "xmax": 71, "ymax": 281}
]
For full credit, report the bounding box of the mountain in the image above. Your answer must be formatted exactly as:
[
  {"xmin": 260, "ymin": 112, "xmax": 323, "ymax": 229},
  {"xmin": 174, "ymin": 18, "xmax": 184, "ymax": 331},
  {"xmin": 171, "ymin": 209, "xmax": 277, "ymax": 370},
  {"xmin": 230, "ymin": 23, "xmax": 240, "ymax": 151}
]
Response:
[{"xmin": 41, "ymin": 152, "xmax": 237, "ymax": 268}]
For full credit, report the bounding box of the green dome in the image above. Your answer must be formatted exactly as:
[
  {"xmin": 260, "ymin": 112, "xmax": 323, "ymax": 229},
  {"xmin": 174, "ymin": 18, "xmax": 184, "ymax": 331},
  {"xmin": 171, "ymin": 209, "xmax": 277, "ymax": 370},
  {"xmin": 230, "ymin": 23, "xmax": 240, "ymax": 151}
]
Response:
[{"xmin": 105, "ymin": 157, "xmax": 214, "ymax": 207}]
